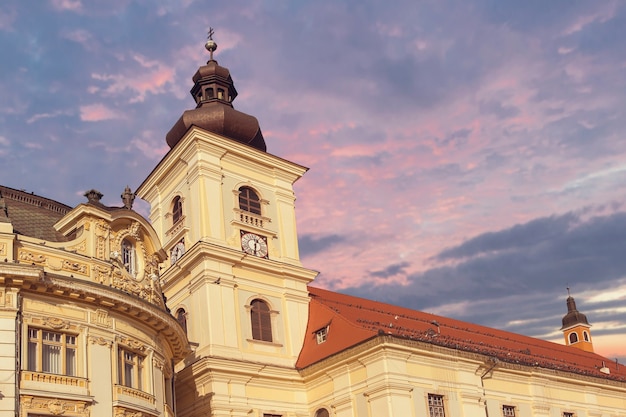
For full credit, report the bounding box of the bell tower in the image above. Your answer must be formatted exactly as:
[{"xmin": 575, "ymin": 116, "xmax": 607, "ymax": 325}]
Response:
[
  {"xmin": 136, "ymin": 30, "xmax": 317, "ymax": 389},
  {"xmin": 560, "ymin": 288, "xmax": 594, "ymax": 353}
]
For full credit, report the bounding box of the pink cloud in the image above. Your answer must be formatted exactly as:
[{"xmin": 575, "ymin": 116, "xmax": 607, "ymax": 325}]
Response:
[
  {"xmin": 0, "ymin": 8, "xmax": 17, "ymax": 31},
  {"xmin": 61, "ymin": 29, "xmax": 93, "ymax": 50},
  {"xmin": 51, "ymin": 0, "xmax": 83, "ymax": 12},
  {"xmin": 91, "ymin": 54, "xmax": 175, "ymax": 103},
  {"xmin": 79, "ymin": 103, "xmax": 123, "ymax": 121}
]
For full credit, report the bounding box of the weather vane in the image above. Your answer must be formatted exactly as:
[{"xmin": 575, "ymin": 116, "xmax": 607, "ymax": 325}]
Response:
[{"xmin": 205, "ymin": 27, "xmax": 217, "ymax": 60}]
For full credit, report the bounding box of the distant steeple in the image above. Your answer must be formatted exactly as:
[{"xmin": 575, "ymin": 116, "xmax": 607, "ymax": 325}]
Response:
[
  {"xmin": 166, "ymin": 29, "xmax": 266, "ymax": 151},
  {"xmin": 561, "ymin": 288, "xmax": 594, "ymax": 352}
]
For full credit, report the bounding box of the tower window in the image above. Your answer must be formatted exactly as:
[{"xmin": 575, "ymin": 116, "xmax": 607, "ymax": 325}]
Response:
[
  {"xmin": 503, "ymin": 405, "xmax": 516, "ymax": 416},
  {"xmin": 428, "ymin": 394, "xmax": 445, "ymax": 417},
  {"xmin": 583, "ymin": 331, "xmax": 589, "ymax": 342},
  {"xmin": 122, "ymin": 239, "xmax": 136, "ymax": 277},
  {"xmin": 250, "ymin": 299, "xmax": 272, "ymax": 342},
  {"xmin": 172, "ymin": 196, "xmax": 183, "ymax": 224},
  {"xmin": 239, "ymin": 187, "xmax": 261, "ymax": 215},
  {"xmin": 207, "ymin": 88, "xmax": 214, "ymax": 99},
  {"xmin": 569, "ymin": 332, "xmax": 578, "ymax": 344},
  {"xmin": 217, "ymin": 88, "xmax": 224, "ymax": 99},
  {"xmin": 176, "ymin": 308, "xmax": 187, "ymax": 334}
]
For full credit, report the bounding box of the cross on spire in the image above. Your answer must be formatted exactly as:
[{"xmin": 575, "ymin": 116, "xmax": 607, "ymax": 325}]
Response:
[{"xmin": 205, "ymin": 27, "xmax": 218, "ymax": 61}]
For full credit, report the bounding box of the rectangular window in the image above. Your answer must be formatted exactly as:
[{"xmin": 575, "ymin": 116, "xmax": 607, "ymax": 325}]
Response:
[
  {"xmin": 503, "ymin": 405, "xmax": 516, "ymax": 417},
  {"xmin": 315, "ymin": 326, "xmax": 328, "ymax": 344},
  {"xmin": 27, "ymin": 328, "xmax": 77, "ymax": 376},
  {"xmin": 119, "ymin": 348, "xmax": 144, "ymax": 390},
  {"xmin": 563, "ymin": 413, "xmax": 574, "ymax": 417},
  {"xmin": 263, "ymin": 414, "xmax": 282, "ymax": 417},
  {"xmin": 428, "ymin": 394, "xmax": 445, "ymax": 417}
]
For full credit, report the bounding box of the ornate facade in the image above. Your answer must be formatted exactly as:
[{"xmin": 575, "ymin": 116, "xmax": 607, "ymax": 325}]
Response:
[{"xmin": 0, "ymin": 35, "xmax": 625, "ymax": 417}]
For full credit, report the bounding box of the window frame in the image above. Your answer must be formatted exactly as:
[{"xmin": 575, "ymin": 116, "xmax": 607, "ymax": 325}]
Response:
[
  {"xmin": 121, "ymin": 238, "xmax": 137, "ymax": 277},
  {"xmin": 238, "ymin": 187, "xmax": 262, "ymax": 215},
  {"xmin": 118, "ymin": 347, "xmax": 145, "ymax": 391},
  {"xmin": 250, "ymin": 299, "xmax": 273, "ymax": 342},
  {"xmin": 27, "ymin": 327, "xmax": 77, "ymax": 376},
  {"xmin": 172, "ymin": 196, "xmax": 183, "ymax": 224},
  {"xmin": 428, "ymin": 393, "xmax": 446, "ymax": 417},
  {"xmin": 503, "ymin": 405, "xmax": 516, "ymax": 417},
  {"xmin": 569, "ymin": 332, "xmax": 578, "ymax": 344},
  {"xmin": 315, "ymin": 326, "xmax": 328, "ymax": 344},
  {"xmin": 176, "ymin": 308, "xmax": 188, "ymax": 335}
]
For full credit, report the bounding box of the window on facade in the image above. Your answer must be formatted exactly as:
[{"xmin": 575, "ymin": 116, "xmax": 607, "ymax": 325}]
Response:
[
  {"xmin": 27, "ymin": 328, "xmax": 77, "ymax": 376},
  {"xmin": 503, "ymin": 405, "xmax": 516, "ymax": 417},
  {"xmin": 121, "ymin": 239, "xmax": 136, "ymax": 277},
  {"xmin": 314, "ymin": 409, "xmax": 330, "ymax": 417},
  {"xmin": 315, "ymin": 326, "xmax": 328, "ymax": 344},
  {"xmin": 239, "ymin": 187, "xmax": 261, "ymax": 215},
  {"xmin": 263, "ymin": 414, "xmax": 282, "ymax": 417},
  {"xmin": 119, "ymin": 348, "xmax": 144, "ymax": 390},
  {"xmin": 569, "ymin": 332, "xmax": 578, "ymax": 344},
  {"xmin": 428, "ymin": 394, "xmax": 445, "ymax": 417},
  {"xmin": 583, "ymin": 331, "xmax": 589, "ymax": 342},
  {"xmin": 172, "ymin": 196, "xmax": 183, "ymax": 224},
  {"xmin": 176, "ymin": 308, "xmax": 187, "ymax": 334},
  {"xmin": 563, "ymin": 413, "xmax": 575, "ymax": 417},
  {"xmin": 251, "ymin": 299, "xmax": 272, "ymax": 342}
]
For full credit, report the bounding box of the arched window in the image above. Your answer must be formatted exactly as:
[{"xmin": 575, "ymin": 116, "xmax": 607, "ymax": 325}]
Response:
[
  {"xmin": 121, "ymin": 239, "xmax": 136, "ymax": 277},
  {"xmin": 250, "ymin": 299, "xmax": 272, "ymax": 342},
  {"xmin": 172, "ymin": 196, "xmax": 183, "ymax": 224},
  {"xmin": 239, "ymin": 187, "xmax": 261, "ymax": 215},
  {"xmin": 569, "ymin": 332, "xmax": 578, "ymax": 344},
  {"xmin": 176, "ymin": 308, "xmax": 187, "ymax": 334},
  {"xmin": 583, "ymin": 331, "xmax": 589, "ymax": 342},
  {"xmin": 314, "ymin": 409, "xmax": 330, "ymax": 417}
]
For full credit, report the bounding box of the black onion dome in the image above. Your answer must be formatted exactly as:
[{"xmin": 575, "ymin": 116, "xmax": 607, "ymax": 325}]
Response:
[
  {"xmin": 561, "ymin": 296, "xmax": 590, "ymax": 329},
  {"xmin": 166, "ymin": 49, "xmax": 266, "ymax": 151}
]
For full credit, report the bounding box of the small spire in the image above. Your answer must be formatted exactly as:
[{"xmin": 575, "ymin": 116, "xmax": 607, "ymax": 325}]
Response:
[
  {"xmin": 121, "ymin": 185, "xmax": 135, "ymax": 209},
  {"xmin": 205, "ymin": 27, "xmax": 218, "ymax": 61}
]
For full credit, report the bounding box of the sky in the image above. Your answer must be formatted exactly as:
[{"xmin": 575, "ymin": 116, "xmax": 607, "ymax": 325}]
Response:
[{"xmin": 1, "ymin": 1, "xmax": 625, "ymax": 362}]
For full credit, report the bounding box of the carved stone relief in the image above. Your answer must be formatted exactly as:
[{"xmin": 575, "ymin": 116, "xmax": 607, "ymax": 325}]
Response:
[
  {"xmin": 88, "ymin": 336, "xmax": 112, "ymax": 348},
  {"xmin": 18, "ymin": 250, "xmax": 88, "ymax": 276},
  {"xmin": 117, "ymin": 336, "xmax": 147, "ymax": 352},
  {"xmin": 43, "ymin": 317, "xmax": 70, "ymax": 329},
  {"xmin": 21, "ymin": 395, "xmax": 89, "ymax": 416},
  {"xmin": 90, "ymin": 308, "xmax": 112, "ymax": 328}
]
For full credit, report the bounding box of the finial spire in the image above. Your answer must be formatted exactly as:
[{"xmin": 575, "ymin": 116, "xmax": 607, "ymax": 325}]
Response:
[{"xmin": 205, "ymin": 27, "xmax": 218, "ymax": 61}]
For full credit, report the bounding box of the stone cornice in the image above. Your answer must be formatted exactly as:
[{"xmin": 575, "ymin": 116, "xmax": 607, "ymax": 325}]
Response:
[{"xmin": 0, "ymin": 262, "xmax": 190, "ymax": 360}]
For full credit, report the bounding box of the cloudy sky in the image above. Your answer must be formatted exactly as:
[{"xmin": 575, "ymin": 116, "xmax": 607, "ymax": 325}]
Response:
[{"xmin": 1, "ymin": 1, "xmax": 625, "ymax": 361}]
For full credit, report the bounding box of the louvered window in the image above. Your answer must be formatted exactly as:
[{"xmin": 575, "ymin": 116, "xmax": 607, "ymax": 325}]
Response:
[{"xmin": 251, "ymin": 299, "xmax": 272, "ymax": 342}]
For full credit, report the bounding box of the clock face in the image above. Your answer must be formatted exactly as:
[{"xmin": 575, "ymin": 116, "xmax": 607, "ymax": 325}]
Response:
[
  {"xmin": 170, "ymin": 241, "xmax": 185, "ymax": 264},
  {"xmin": 240, "ymin": 232, "xmax": 268, "ymax": 258}
]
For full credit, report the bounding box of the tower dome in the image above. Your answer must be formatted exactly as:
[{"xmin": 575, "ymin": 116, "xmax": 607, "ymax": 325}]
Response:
[
  {"xmin": 166, "ymin": 32, "xmax": 266, "ymax": 151},
  {"xmin": 560, "ymin": 288, "xmax": 594, "ymax": 352}
]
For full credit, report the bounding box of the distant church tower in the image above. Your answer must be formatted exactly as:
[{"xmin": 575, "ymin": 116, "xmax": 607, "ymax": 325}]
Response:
[{"xmin": 561, "ymin": 288, "xmax": 594, "ymax": 352}]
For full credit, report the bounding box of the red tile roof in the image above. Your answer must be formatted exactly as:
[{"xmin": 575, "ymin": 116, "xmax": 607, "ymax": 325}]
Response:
[{"xmin": 297, "ymin": 286, "xmax": 626, "ymax": 382}]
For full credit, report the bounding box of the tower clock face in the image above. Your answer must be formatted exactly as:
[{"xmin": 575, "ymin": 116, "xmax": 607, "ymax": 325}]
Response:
[{"xmin": 240, "ymin": 231, "xmax": 268, "ymax": 258}]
